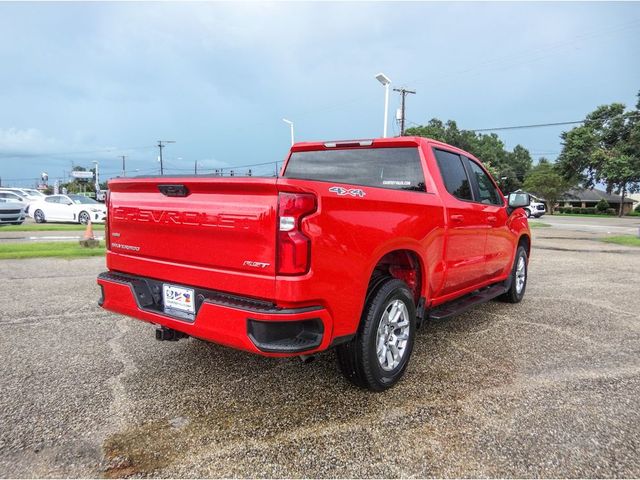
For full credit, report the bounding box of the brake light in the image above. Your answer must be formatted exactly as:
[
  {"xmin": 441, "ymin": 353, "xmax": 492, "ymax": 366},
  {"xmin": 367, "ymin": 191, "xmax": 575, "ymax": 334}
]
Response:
[
  {"xmin": 105, "ymin": 190, "xmax": 111, "ymax": 250},
  {"xmin": 277, "ymin": 192, "xmax": 316, "ymax": 275}
]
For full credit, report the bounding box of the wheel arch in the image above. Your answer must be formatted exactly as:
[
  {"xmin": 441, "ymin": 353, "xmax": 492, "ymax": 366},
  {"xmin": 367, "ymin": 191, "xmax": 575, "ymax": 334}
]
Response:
[
  {"xmin": 518, "ymin": 233, "xmax": 531, "ymax": 258},
  {"xmin": 367, "ymin": 247, "xmax": 426, "ymax": 305}
]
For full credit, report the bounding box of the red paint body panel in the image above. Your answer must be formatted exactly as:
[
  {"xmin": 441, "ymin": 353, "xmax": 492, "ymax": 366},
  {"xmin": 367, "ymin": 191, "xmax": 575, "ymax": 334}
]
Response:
[{"xmin": 98, "ymin": 136, "xmax": 530, "ymax": 355}]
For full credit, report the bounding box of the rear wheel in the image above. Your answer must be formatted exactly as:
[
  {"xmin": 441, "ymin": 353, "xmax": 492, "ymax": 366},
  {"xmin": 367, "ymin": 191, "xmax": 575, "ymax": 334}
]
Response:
[
  {"xmin": 500, "ymin": 245, "xmax": 528, "ymax": 303},
  {"xmin": 337, "ymin": 278, "xmax": 416, "ymax": 391},
  {"xmin": 34, "ymin": 209, "xmax": 46, "ymax": 223},
  {"xmin": 79, "ymin": 211, "xmax": 90, "ymax": 225},
  {"xmin": 524, "ymin": 208, "xmax": 532, "ymax": 218}
]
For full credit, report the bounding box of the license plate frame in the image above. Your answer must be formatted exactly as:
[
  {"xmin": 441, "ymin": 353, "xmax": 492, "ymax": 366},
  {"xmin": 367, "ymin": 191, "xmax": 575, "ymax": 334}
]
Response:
[{"xmin": 162, "ymin": 284, "xmax": 195, "ymax": 318}]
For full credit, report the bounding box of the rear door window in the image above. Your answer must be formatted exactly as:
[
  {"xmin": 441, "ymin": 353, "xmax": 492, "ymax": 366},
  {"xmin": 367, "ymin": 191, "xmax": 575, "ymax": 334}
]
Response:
[
  {"xmin": 283, "ymin": 147, "xmax": 426, "ymax": 192},
  {"xmin": 433, "ymin": 149, "xmax": 473, "ymax": 201}
]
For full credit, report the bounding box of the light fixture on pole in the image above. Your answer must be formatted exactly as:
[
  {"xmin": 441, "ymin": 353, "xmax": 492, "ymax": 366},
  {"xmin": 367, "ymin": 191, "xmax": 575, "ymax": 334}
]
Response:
[
  {"xmin": 375, "ymin": 73, "xmax": 391, "ymax": 138},
  {"xmin": 282, "ymin": 118, "xmax": 294, "ymax": 146},
  {"xmin": 92, "ymin": 160, "xmax": 99, "ymax": 193}
]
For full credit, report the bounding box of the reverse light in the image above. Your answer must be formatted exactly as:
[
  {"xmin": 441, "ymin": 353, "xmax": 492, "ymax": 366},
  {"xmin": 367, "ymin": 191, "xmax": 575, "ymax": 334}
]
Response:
[{"xmin": 277, "ymin": 192, "xmax": 316, "ymax": 275}]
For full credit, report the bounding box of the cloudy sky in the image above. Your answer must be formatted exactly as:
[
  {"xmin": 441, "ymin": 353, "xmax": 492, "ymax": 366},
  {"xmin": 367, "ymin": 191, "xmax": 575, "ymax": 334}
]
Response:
[{"xmin": 0, "ymin": 1, "xmax": 639, "ymax": 185}]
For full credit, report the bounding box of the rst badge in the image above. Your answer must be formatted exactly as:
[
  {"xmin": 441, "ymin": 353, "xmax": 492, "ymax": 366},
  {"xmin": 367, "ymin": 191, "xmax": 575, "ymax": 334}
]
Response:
[{"xmin": 329, "ymin": 186, "xmax": 366, "ymax": 197}]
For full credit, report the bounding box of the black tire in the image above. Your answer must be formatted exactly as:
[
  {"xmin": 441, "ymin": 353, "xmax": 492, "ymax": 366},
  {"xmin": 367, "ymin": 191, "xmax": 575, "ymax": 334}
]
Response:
[
  {"xmin": 524, "ymin": 208, "xmax": 532, "ymax": 218},
  {"xmin": 500, "ymin": 245, "xmax": 528, "ymax": 303},
  {"xmin": 337, "ymin": 278, "xmax": 416, "ymax": 391},
  {"xmin": 33, "ymin": 209, "xmax": 46, "ymax": 223},
  {"xmin": 79, "ymin": 211, "xmax": 90, "ymax": 225}
]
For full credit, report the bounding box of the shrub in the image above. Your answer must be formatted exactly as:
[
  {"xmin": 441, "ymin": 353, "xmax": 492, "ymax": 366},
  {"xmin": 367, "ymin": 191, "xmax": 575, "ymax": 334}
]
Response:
[
  {"xmin": 584, "ymin": 207, "xmax": 596, "ymax": 214},
  {"xmin": 596, "ymin": 199, "xmax": 610, "ymax": 212},
  {"xmin": 636, "ymin": 204, "xmax": 640, "ymax": 213},
  {"xmin": 606, "ymin": 208, "xmax": 617, "ymax": 215}
]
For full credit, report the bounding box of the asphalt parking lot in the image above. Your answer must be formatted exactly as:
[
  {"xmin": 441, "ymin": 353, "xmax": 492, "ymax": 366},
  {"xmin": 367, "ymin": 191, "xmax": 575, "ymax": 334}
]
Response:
[{"xmin": 0, "ymin": 225, "xmax": 639, "ymax": 478}]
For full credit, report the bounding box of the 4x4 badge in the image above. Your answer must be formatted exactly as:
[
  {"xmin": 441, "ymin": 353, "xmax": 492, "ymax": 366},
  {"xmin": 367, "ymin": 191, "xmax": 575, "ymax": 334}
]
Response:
[{"xmin": 329, "ymin": 186, "xmax": 366, "ymax": 197}]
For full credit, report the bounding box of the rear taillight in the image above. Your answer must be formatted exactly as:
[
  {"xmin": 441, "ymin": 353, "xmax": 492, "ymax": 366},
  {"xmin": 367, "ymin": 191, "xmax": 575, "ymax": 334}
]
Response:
[
  {"xmin": 277, "ymin": 192, "xmax": 316, "ymax": 275},
  {"xmin": 105, "ymin": 190, "xmax": 111, "ymax": 250}
]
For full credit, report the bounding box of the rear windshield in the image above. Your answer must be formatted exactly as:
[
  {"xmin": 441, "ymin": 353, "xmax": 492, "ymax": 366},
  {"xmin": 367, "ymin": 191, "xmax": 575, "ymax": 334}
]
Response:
[{"xmin": 283, "ymin": 147, "xmax": 426, "ymax": 192}]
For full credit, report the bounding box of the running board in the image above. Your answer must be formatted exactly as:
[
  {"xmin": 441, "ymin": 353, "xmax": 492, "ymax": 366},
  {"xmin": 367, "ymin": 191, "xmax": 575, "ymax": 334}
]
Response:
[{"xmin": 428, "ymin": 283, "xmax": 507, "ymax": 321}]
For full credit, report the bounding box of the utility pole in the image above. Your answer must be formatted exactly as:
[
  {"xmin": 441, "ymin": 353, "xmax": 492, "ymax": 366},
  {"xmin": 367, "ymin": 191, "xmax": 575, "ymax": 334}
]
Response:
[
  {"xmin": 157, "ymin": 140, "xmax": 176, "ymax": 175},
  {"xmin": 194, "ymin": 160, "xmax": 198, "ymax": 175},
  {"xmin": 393, "ymin": 87, "xmax": 416, "ymax": 136},
  {"xmin": 121, "ymin": 155, "xmax": 126, "ymax": 177}
]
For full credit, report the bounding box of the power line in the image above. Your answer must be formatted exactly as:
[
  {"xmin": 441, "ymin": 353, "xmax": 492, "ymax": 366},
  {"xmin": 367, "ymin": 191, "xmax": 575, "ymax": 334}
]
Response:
[
  {"xmin": 407, "ymin": 111, "xmax": 640, "ymax": 133},
  {"xmin": 470, "ymin": 120, "xmax": 586, "ymax": 132}
]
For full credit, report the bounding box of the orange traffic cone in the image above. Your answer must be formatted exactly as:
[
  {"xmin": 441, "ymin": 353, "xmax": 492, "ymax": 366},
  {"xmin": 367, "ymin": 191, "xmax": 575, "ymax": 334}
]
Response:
[
  {"xmin": 79, "ymin": 219, "xmax": 99, "ymax": 247},
  {"xmin": 83, "ymin": 220, "xmax": 95, "ymax": 240}
]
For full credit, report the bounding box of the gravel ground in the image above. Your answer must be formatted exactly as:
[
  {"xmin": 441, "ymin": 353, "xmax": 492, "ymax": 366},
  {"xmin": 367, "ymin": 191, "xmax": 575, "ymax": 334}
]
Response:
[{"xmin": 0, "ymin": 227, "xmax": 638, "ymax": 478}]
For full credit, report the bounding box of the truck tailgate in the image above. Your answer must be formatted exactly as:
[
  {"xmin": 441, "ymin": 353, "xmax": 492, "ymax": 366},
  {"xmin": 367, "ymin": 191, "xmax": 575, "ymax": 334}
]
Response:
[{"xmin": 107, "ymin": 177, "xmax": 278, "ymax": 282}]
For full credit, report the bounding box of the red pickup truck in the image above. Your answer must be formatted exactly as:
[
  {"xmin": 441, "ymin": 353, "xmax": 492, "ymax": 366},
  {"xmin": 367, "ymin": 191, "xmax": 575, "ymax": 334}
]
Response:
[{"xmin": 98, "ymin": 136, "xmax": 531, "ymax": 391}]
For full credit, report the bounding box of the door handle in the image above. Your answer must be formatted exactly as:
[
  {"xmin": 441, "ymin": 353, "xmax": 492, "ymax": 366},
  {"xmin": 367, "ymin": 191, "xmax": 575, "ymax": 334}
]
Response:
[
  {"xmin": 450, "ymin": 214, "xmax": 464, "ymax": 224},
  {"xmin": 487, "ymin": 216, "xmax": 497, "ymax": 224}
]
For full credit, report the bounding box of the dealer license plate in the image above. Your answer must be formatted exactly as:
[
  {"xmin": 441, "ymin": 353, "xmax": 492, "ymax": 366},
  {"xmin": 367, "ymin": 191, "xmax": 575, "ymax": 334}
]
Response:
[{"xmin": 163, "ymin": 284, "xmax": 195, "ymax": 315}]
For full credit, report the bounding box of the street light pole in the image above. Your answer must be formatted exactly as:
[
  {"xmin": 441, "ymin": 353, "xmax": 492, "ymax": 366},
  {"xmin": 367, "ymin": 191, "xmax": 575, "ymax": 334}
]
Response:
[
  {"xmin": 92, "ymin": 161, "xmax": 99, "ymax": 193},
  {"xmin": 121, "ymin": 155, "xmax": 126, "ymax": 177},
  {"xmin": 375, "ymin": 73, "xmax": 392, "ymax": 138},
  {"xmin": 282, "ymin": 118, "xmax": 294, "ymax": 146},
  {"xmin": 157, "ymin": 140, "xmax": 176, "ymax": 175}
]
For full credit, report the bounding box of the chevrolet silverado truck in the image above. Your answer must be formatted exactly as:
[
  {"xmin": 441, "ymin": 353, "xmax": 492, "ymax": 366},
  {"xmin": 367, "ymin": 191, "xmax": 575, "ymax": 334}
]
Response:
[{"xmin": 98, "ymin": 136, "xmax": 531, "ymax": 391}]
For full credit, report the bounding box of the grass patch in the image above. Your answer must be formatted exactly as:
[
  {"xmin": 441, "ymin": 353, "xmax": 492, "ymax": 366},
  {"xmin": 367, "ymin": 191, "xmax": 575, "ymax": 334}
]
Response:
[
  {"xmin": 0, "ymin": 223, "xmax": 105, "ymax": 232},
  {"xmin": 529, "ymin": 221, "xmax": 551, "ymax": 228},
  {"xmin": 600, "ymin": 235, "xmax": 640, "ymax": 247},
  {"xmin": 0, "ymin": 241, "xmax": 106, "ymax": 259}
]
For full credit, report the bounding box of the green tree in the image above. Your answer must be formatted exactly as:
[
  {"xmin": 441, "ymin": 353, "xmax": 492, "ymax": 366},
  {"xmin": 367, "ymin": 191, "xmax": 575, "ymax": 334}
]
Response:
[
  {"xmin": 557, "ymin": 93, "xmax": 640, "ymax": 216},
  {"xmin": 406, "ymin": 118, "xmax": 532, "ymax": 193},
  {"xmin": 523, "ymin": 158, "xmax": 571, "ymax": 215}
]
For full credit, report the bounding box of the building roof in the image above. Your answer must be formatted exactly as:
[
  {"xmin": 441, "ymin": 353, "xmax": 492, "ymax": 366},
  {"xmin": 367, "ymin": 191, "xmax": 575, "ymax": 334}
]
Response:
[{"xmin": 559, "ymin": 187, "xmax": 634, "ymax": 204}]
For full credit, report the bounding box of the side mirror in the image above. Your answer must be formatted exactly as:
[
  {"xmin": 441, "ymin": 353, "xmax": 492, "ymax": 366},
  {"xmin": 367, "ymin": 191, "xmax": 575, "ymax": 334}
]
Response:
[
  {"xmin": 65, "ymin": 201, "xmax": 73, "ymax": 205},
  {"xmin": 508, "ymin": 192, "xmax": 530, "ymax": 209}
]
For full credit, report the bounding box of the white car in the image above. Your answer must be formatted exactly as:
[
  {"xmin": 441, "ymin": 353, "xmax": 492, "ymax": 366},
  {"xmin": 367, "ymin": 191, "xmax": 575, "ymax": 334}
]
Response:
[
  {"xmin": 525, "ymin": 198, "xmax": 546, "ymax": 218},
  {"xmin": 30, "ymin": 194, "xmax": 107, "ymax": 224},
  {"xmin": 0, "ymin": 187, "xmax": 46, "ymax": 202},
  {"xmin": 0, "ymin": 198, "xmax": 26, "ymax": 225},
  {"xmin": 0, "ymin": 188, "xmax": 35, "ymax": 213}
]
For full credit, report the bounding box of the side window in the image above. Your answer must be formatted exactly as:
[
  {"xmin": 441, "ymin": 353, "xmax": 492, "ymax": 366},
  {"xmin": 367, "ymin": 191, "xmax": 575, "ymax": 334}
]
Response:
[
  {"xmin": 466, "ymin": 159, "xmax": 502, "ymax": 205},
  {"xmin": 45, "ymin": 196, "xmax": 58, "ymax": 203},
  {"xmin": 433, "ymin": 149, "xmax": 473, "ymax": 201}
]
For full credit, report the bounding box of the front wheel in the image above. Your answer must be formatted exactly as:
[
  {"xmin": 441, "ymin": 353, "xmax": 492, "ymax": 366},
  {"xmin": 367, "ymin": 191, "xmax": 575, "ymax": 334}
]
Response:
[
  {"xmin": 79, "ymin": 211, "xmax": 90, "ymax": 225},
  {"xmin": 500, "ymin": 245, "xmax": 528, "ymax": 303},
  {"xmin": 337, "ymin": 278, "xmax": 416, "ymax": 391}
]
